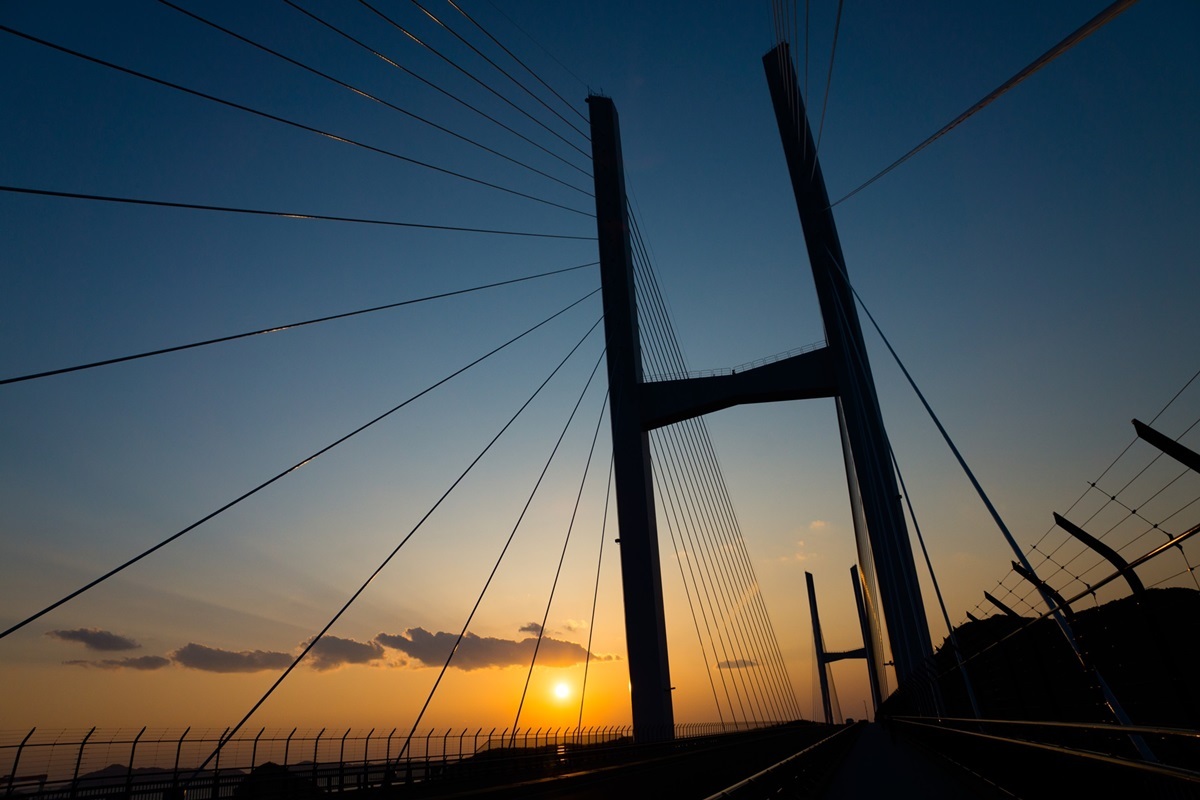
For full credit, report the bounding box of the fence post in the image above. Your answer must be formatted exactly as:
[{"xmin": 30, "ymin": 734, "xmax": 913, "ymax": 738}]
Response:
[
  {"xmin": 213, "ymin": 727, "xmax": 229, "ymax": 800},
  {"xmin": 69, "ymin": 726, "xmax": 96, "ymax": 799},
  {"xmin": 311, "ymin": 728, "xmax": 325, "ymax": 786},
  {"xmin": 124, "ymin": 726, "xmax": 146, "ymax": 799},
  {"xmin": 422, "ymin": 729, "xmax": 432, "ymax": 778},
  {"xmin": 6, "ymin": 727, "xmax": 35, "ymax": 798},
  {"xmin": 384, "ymin": 728, "xmax": 396, "ymax": 788},
  {"xmin": 338, "ymin": 728, "xmax": 349, "ymax": 792},
  {"xmin": 361, "ymin": 728, "xmax": 374, "ymax": 789},
  {"xmin": 250, "ymin": 727, "xmax": 264, "ymax": 773},
  {"xmin": 283, "ymin": 727, "xmax": 297, "ymax": 767},
  {"xmin": 170, "ymin": 726, "xmax": 190, "ymax": 795},
  {"xmin": 457, "ymin": 728, "xmax": 466, "ymax": 767}
]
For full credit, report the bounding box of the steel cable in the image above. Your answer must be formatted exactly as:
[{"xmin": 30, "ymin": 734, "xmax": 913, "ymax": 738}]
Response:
[
  {"xmin": 397, "ymin": 338, "xmax": 606, "ymax": 757},
  {"xmin": 1, "ymin": 261, "xmax": 597, "ymax": 386},
  {"xmin": 155, "ymin": 0, "xmax": 591, "ymax": 197},
  {"xmin": 0, "ymin": 25, "xmax": 593, "ymax": 218},
  {"xmin": 185, "ymin": 313, "xmax": 604, "ymax": 784},
  {"xmin": 0, "ymin": 289, "xmax": 601, "ymax": 642},
  {"xmin": 282, "ymin": 0, "xmax": 591, "ymax": 178}
]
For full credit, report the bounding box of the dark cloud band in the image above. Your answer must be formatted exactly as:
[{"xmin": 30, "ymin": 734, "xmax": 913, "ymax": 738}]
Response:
[
  {"xmin": 171, "ymin": 643, "xmax": 292, "ymax": 673},
  {"xmin": 64, "ymin": 655, "xmax": 170, "ymax": 670},
  {"xmin": 47, "ymin": 628, "xmax": 140, "ymax": 651},
  {"xmin": 375, "ymin": 627, "xmax": 614, "ymax": 671}
]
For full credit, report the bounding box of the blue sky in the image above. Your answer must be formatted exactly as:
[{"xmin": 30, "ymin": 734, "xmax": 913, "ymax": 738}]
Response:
[{"xmin": 1, "ymin": 0, "xmax": 1198, "ymax": 731}]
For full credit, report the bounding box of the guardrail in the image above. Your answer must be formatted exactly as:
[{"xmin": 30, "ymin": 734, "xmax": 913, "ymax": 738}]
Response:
[{"xmin": 894, "ymin": 716, "xmax": 1200, "ymax": 799}]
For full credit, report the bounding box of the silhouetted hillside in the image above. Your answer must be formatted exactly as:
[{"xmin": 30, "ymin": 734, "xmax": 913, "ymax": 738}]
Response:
[{"xmin": 887, "ymin": 587, "xmax": 1200, "ymax": 726}]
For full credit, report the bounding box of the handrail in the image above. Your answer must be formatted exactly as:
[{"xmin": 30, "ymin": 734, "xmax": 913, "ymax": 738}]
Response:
[
  {"xmin": 897, "ymin": 715, "xmax": 1200, "ymax": 740},
  {"xmin": 895, "ymin": 716, "xmax": 1200, "ymax": 785},
  {"xmin": 646, "ymin": 341, "xmax": 826, "ymax": 382}
]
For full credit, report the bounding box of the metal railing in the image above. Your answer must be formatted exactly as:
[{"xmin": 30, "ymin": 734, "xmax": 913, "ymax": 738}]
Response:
[
  {"xmin": 1, "ymin": 721, "xmax": 775, "ymax": 798},
  {"xmin": 895, "ymin": 716, "xmax": 1200, "ymax": 798},
  {"xmin": 646, "ymin": 341, "xmax": 826, "ymax": 383}
]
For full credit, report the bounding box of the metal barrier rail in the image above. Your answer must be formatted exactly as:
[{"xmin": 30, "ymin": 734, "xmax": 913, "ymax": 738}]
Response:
[{"xmin": 894, "ymin": 715, "xmax": 1200, "ymax": 798}]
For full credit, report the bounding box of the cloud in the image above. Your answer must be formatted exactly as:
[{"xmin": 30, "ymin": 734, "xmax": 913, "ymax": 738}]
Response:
[
  {"xmin": 375, "ymin": 628, "xmax": 616, "ymax": 671},
  {"xmin": 716, "ymin": 659, "xmax": 758, "ymax": 670},
  {"xmin": 64, "ymin": 655, "xmax": 171, "ymax": 671},
  {"xmin": 306, "ymin": 635, "xmax": 384, "ymax": 671},
  {"xmin": 518, "ymin": 622, "xmax": 543, "ymax": 635},
  {"xmin": 777, "ymin": 540, "xmax": 809, "ymax": 564},
  {"xmin": 561, "ymin": 619, "xmax": 587, "ymax": 633},
  {"xmin": 58, "ymin": 635, "xmax": 385, "ymax": 674},
  {"xmin": 171, "ymin": 643, "xmax": 292, "ymax": 673},
  {"xmin": 808, "ymin": 520, "xmax": 827, "ymax": 531},
  {"xmin": 47, "ymin": 628, "xmax": 140, "ymax": 651}
]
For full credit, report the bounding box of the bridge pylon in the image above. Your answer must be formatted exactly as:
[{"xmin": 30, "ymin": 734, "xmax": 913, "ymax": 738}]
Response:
[
  {"xmin": 588, "ymin": 95, "xmax": 675, "ymax": 741},
  {"xmin": 762, "ymin": 42, "xmax": 933, "ymax": 686},
  {"xmin": 588, "ymin": 42, "xmax": 937, "ymax": 739},
  {"xmin": 806, "ymin": 568, "xmax": 884, "ymax": 724}
]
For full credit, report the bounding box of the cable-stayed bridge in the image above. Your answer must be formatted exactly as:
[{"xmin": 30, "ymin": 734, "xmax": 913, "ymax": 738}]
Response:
[{"xmin": 2, "ymin": 1, "xmax": 1199, "ymax": 797}]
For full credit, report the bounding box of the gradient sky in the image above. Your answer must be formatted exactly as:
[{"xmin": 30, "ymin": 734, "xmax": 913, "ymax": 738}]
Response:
[{"xmin": 2, "ymin": 0, "xmax": 1198, "ymax": 737}]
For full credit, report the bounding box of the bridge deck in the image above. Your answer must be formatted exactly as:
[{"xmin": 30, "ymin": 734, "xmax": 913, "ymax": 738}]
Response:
[{"xmin": 822, "ymin": 722, "xmax": 1004, "ymax": 799}]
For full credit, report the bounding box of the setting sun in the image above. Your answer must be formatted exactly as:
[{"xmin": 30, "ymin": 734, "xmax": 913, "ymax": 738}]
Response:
[{"xmin": 553, "ymin": 682, "xmax": 570, "ymax": 700}]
